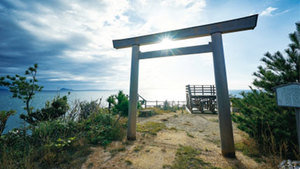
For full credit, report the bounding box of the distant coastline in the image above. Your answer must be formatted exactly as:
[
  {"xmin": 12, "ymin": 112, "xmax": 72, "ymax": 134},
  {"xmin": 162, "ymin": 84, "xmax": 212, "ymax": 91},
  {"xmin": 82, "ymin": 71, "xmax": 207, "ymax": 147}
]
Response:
[
  {"xmin": 0, "ymin": 88, "xmax": 250, "ymax": 94},
  {"xmin": 0, "ymin": 88, "xmax": 117, "ymax": 92}
]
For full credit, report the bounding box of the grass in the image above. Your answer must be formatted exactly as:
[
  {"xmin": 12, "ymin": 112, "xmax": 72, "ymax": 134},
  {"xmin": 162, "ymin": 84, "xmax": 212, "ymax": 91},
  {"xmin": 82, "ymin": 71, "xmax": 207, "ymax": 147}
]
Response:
[
  {"xmin": 170, "ymin": 145, "xmax": 220, "ymax": 169},
  {"xmin": 125, "ymin": 160, "xmax": 133, "ymax": 165},
  {"xmin": 109, "ymin": 146, "xmax": 126, "ymax": 156},
  {"xmin": 203, "ymin": 137, "xmax": 220, "ymax": 147},
  {"xmin": 168, "ymin": 127, "xmax": 178, "ymax": 131},
  {"xmin": 235, "ymin": 138, "xmax": 262, "ymax": 162},
  {"xmin": 186, "ymin": 132, "xmax": 195, "ymax": 138},
  {"xmin": 208, "ymin": 118, "xmax": 218, "ymax": 123},
  {"xmin": 133, "ymin": 145, "xmax": 144, "ymax": 152},
  {"xmin": 137, "ymin": 121, "xmax": 166, "ymax": 135},
  {"xmin": 138, "ymin": 109, "xmax": 156, "ymax": 117},
  {"xmin": 1, "ymin": 137, "xmax": 92, "ymax": 169},
  {"xmin": 0, "ymin": 111, "xmax": 126, "ymax": 169},
  {"xmin": 150, "ymin": 107, "xmax": 171, "ymax": 114},
  {"xmin": 143, "ymin": 107, "xmax": 182, "ymax": 114}
]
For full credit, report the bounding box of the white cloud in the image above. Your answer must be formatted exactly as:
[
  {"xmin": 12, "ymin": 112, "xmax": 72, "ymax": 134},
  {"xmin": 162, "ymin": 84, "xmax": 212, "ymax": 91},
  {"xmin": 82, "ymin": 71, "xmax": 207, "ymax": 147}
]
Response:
[
  {"xmin": 6, "ymin": 0, "xmax": 222, "ymax": 99},
  {"xmin": 261, "ymin": 7, "xmax": 278, "ymax": 16},
  {"xmin": 130, "ymin": 0, "xmax": 206, "ymax": 32}
]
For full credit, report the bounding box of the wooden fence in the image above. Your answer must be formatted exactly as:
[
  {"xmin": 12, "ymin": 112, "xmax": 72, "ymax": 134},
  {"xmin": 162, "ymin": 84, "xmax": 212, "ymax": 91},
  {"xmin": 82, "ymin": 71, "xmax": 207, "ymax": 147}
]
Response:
[{"xmin": 138, "ymin": 94, "xmax": 185, "ymax": 108}]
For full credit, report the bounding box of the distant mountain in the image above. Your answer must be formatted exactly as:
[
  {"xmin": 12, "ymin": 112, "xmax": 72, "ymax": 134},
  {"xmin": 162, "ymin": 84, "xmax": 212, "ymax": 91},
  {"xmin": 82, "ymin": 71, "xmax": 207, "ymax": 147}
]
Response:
[
  {"xmin": 59, "ymin": 88, "xmax": 73, "ymax": 91},
  {"xmin": 0, "ymin": 88, "xmax": 8, "ymax": 91}
]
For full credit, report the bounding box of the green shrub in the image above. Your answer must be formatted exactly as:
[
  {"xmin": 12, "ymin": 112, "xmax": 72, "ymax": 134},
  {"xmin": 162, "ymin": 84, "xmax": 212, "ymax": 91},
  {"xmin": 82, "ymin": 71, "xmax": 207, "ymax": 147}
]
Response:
[
  {"xmin": 107, "ymin": 91, "xmax": 129, "ymax": 117},
  {"xmin": 79, "ymin": 99, "xmax": 102, "ymax": 120},
  {"xmin": 20, "ymin": 95, "xmax": 69, "ymax": 125},
  {"xmin": 0, "ymin": 65, "xmax": 126, "ymax": 168},
  {"xmin": 0, "ymin": 128, "xmax": 34, "ymax": 168},
  {"xmin": 31, "ymin": 120, "xmax": 80, "ymax": 144},
  {"xmin": 162, "ymin": 100, "xmax": 181, "ymax": 112},
  {"xmin": 1, "ymin": 111, "xmax": 126, "ymax": 168},
  {"xmin": 0, "ymin": 110, "xmax": 15, "ymax": 135},
  {"xmin": 232, "ymin": 91, "xmax": 297, "ymax": 158},
  {"xmin": 107, "ymin": 95, "xmax": 116, "ymax": 113},
  {"xmin": 0, "ymin": 128, "xmax": 29, "ymax": 150},
  {"xmin": 83, "ymin": 112, "xmax": 125, "ymax": 145}
]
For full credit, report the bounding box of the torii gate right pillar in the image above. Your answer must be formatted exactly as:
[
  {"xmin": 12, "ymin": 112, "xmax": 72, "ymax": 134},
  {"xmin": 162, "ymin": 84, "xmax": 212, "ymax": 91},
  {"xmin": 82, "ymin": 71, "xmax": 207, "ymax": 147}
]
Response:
[{"xmin": 211, "ymin": 32, "xmax": 235, "ymax": 157}]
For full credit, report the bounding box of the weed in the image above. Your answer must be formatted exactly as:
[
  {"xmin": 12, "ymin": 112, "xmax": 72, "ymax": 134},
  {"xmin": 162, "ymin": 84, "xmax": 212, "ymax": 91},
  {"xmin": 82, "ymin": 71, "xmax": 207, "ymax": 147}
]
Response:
[
  {"xmin": 161, "ymin": 118, "xmax": 168, "ymax": 121},
  {"xmin": 208, "ymin": 118, "xmax": 218, "ymax": 123},
  {"xmin": 133, "ymin": 145, "xmax": 144, "ymax": 152},
  {"xmin": 163, "ymin": 164, "xmax": 172, "ymax": 169},
  {"xmin": 170, "ymin": 145, "xmax": 220, "ymax": 169},
  {"xmin": 110, "ymin": 146, "xmax": 126, "ymax": 156},
  {"xmin": 139, "ymin": 109, "xmax": 156, "ymax": 117},
  {"xmin": 137, "ymin": 121, "xmax": 166, "ymax": 135},
  {"xmin": 204, "ymin": 137, "xmax": 220, "ymax": 146},
  {"xmin": 125, "ymin": 160, "xmax": 133, "ymax": 165},
  {"xmin": 186, "ymin": 132, "xmax": 195, "ymax": 138},
  {"xmin": 235, "ymin": 138, "xmax": 261, "ymax": 162},
  {"xmin": 168, "ymin": 127, "xmax": 177, "ymax": 131},
  {"xmin": 87, "ymin": 163, "xmax": 93, "ymax": 169}
]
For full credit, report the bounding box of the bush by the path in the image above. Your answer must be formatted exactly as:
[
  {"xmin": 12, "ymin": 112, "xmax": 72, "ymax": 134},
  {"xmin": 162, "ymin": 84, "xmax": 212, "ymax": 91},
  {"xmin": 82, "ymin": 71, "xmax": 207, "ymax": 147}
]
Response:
[{"xmin": 0, "ymin": 110, "xmax": 126, "ymax": 168}]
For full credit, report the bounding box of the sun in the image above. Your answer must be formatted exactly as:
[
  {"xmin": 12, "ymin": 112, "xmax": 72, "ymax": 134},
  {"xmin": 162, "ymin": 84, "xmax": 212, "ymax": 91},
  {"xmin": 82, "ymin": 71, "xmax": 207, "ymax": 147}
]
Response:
[{"xmin": 159, "ymin": 38, "xmax": 174, "ymax": 50}]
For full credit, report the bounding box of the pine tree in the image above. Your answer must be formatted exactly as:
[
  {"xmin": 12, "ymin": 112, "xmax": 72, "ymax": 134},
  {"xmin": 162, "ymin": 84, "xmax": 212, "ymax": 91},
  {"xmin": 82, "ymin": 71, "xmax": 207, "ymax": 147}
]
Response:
[
  {"xmin": 253, "ymin": 23, "xmax": 300, "ymax": 93},
  {"xmin": 232, "ymin": 23, "xmax": 300, "ymax": 159}
]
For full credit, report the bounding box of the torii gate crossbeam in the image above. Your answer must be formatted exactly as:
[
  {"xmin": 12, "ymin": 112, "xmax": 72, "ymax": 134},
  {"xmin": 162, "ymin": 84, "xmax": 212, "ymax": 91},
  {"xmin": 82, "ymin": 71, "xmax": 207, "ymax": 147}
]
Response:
[{"xmin": 112, "ymin": 14, "xmax": 258, "ymax": 158}]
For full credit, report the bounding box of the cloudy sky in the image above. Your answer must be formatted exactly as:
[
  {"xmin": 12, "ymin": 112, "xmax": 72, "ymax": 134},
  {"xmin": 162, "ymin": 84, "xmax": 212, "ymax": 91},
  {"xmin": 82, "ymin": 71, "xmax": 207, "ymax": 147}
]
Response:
[{"xmin": 0, "ymin": 0, "xmax": 299, "ymax": 100}]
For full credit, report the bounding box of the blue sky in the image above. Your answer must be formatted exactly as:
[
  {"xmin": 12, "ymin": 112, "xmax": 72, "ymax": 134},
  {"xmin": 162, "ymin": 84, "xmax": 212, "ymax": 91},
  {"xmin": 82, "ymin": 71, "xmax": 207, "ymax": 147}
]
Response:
[{"xmin": 0, "ymin": 0, "xmax": 299, "ymax": 100}]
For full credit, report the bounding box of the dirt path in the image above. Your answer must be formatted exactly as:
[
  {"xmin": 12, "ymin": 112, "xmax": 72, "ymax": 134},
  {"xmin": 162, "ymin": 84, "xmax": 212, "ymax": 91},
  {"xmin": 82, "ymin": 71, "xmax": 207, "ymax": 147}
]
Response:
[{"xmin": 81, "ymin": 111, "xmax": 269, "ymax": 169}]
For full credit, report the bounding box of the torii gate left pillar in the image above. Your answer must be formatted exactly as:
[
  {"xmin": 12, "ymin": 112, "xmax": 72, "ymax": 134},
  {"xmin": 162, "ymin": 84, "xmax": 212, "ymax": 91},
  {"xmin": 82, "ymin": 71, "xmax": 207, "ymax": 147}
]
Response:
[{"xmin": 113, "ymin": 14, "xmax": 258, "ymax": 157}]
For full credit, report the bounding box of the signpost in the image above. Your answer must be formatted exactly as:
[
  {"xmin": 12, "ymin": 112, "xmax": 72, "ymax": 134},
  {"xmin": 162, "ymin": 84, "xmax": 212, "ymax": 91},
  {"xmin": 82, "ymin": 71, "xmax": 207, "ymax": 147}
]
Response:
[
  {"xmin": 275, "ymin": 83, "xmax": 300, "ymax": 150},
  {"xmin": 112, "ymin": 14, "xmax": 258, "ymax": 157}
]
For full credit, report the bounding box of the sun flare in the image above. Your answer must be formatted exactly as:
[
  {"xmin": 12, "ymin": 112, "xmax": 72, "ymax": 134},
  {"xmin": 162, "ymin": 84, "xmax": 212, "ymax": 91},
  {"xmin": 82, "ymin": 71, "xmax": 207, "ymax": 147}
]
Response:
[{"xmin": 159, "ymin": 38, "xmax": 174, "ymax": 50}]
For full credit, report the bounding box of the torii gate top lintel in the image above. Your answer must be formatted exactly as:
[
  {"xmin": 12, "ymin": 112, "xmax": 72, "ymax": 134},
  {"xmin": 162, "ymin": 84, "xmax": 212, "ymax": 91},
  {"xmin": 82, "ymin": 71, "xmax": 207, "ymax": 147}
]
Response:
[{"xmin": 113, "ymin": 14, "xmax": 258, "ymax": 49}]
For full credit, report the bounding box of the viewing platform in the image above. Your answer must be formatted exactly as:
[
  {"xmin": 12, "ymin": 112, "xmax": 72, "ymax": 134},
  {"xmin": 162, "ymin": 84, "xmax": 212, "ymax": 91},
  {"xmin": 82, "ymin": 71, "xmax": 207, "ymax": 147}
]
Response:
[{"xmin": 186, "ymin": 85, "xmax": 217, "ymax": 113}]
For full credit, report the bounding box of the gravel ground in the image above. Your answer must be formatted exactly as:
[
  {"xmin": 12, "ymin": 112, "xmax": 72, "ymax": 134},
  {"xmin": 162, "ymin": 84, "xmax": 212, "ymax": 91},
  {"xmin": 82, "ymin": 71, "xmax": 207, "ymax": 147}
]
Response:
[{"xmin": 81, "ymin": 111, "xmax": 271, "ymax": 169}]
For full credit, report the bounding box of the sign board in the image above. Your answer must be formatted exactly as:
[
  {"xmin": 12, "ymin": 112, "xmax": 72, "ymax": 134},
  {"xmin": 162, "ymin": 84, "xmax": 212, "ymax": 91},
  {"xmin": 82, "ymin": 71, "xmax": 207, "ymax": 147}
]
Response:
[{"xmin": 275, "ymin": 83, "xmax": 300, "ymax": 108}]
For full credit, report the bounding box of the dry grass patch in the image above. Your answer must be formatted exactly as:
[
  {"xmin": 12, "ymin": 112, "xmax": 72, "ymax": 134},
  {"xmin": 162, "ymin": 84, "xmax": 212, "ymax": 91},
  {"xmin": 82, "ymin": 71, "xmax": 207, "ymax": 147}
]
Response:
[
  {"xmin": 137, "ymin": 121, "xmax": 166, "ymax": 135},
  {"xmin": 170, "ymin": 145, "xmax": 220, "ymax": 169},
  {"xmin": 235, "ymin": 138, "xmax": 261, "ymax": 162}
]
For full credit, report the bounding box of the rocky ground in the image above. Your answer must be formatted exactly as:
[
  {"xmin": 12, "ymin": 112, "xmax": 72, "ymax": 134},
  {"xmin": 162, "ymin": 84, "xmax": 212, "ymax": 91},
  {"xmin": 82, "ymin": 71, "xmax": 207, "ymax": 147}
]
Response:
[{"xmin": 81, "ymin": 111, "xmax": 272, "ymax": 169}]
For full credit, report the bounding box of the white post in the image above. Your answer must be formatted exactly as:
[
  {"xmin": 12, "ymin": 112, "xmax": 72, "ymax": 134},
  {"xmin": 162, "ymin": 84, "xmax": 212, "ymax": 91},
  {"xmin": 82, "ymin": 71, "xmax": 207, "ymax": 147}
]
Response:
[
  {"xmin": 128, "ymin": 45, "xmax": 140, "ymax": 140},
  {"xmin": 211, "ymin": 32, "xmax": 235, "ymax": 158}
]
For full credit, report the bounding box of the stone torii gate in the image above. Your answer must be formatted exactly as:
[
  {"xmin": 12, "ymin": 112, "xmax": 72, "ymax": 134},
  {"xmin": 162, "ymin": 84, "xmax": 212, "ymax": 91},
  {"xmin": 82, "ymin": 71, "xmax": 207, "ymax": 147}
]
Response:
[{"xmin": 112, "ymin": 14, "xmax": 258, "ymax": 157}]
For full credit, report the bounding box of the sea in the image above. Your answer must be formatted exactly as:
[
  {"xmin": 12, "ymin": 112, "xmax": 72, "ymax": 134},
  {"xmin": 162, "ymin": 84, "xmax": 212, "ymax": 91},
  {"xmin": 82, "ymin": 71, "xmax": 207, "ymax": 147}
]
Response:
[{"xmin": 0, "ymin": 89, "xmax": 248, "ymax": 133}]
